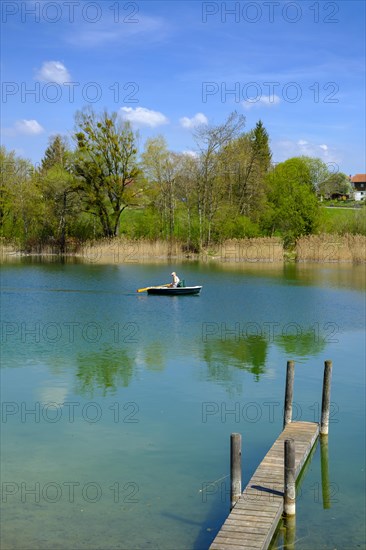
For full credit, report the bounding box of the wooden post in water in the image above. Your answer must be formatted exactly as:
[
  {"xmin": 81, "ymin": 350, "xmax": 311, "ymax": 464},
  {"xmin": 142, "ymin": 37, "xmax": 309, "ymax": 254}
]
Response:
[
  {"xmin": 230, "ymin": 433, "xmax": 242, "ymax": 510},
  {"xmin": 284, "ymin": 438, "xmax": 296, "ymax": 516},
  {"xmin": 283, "ymin": 360, "xmax": 295, "ymax": 430},
  {"xmin": 320, "ymin": 360, "xmax": 333, "ymax": 435},
  {"xmin": 320, "ymin": 434, "xmax": 331, "ymax": 509},
  {"xmin": 284, "ymin": 514, "xmax": 296, "ymax": 550}
]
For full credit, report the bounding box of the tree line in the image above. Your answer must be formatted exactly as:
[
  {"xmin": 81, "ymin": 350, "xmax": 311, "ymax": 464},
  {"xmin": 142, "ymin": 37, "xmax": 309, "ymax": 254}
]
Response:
[{"xmin": 0, "ymin": 108, "xmax": 352, "ymax": 252}]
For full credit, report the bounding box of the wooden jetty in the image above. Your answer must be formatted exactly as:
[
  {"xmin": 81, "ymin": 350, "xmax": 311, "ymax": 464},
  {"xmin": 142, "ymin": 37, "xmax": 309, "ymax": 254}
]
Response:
[{"xmin": 209, "ymin": 360, "xmax": 333, "ymax": 550}]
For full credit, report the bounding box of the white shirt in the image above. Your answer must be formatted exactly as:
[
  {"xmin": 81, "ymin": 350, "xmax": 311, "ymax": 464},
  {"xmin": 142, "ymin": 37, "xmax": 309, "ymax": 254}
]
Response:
[{"xmin": 172, "ymin": 274, "xmax": 180, "ymax": 287}]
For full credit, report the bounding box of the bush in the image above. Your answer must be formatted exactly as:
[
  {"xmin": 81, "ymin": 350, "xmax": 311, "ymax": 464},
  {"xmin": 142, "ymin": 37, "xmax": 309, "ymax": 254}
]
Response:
[
  {"xmin": 119, "ymin": 208, "xmax": 162, "ymax": 240},
  {"xmin": 211, "ymin": 205, "xmax": 261, "ymax": 241}
]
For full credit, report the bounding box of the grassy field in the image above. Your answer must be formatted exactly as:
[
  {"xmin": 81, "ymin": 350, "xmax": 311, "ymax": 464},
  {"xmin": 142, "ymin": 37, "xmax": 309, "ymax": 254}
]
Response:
[{"xmin": 318, "ymin": 206, "xmax": 366, "ymax": 235}]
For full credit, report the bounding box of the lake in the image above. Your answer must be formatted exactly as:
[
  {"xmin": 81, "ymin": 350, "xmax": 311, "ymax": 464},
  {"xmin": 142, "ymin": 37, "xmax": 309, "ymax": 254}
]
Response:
[{"xmin": 1, "ymin": 259, "xmax": 365, "ymax": 549}]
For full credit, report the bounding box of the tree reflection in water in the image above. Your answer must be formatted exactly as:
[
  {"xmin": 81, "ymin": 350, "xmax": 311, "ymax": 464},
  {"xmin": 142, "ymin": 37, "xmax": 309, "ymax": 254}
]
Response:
[{"xmin": 76, "ymin": 347, "xmax": 135, "ymax": 396}]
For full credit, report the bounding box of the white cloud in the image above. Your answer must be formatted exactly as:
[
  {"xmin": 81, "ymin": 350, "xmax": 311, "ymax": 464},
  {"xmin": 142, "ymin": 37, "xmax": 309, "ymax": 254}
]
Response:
[
  {"xmin": 119, "ymin": 107, "xmax": 169, "ymax": 127},
  {"xmin": 180, "ymin": 113, "xmax": 208, "ymax": 129},
  {"xmin": 260, "ymin": 95, "xmax": 281, "ymax": 106},
  {"xmin": 182, "ymin": 150, "xmax": 199, "ymax": 158},
  {"xmin": 14, "ymin": 119, "xmax": 45, "ymax": 135},
  {"xmin": 66, "ymin": 15, "xmax": 169, "ymax": 48},
  {"xmin": 297, "ymin": 139, "xmax": 331, "ymax": 158},
  {"xmin": 35, "ymin": 61, "xmax": 71, "ymax": 84},
  {"xmin": 242, "ymin": 95, "xmax": 281, "ymax": 109},
  {"xmin": 273, "ymin": 139, "xmax": 340, "ymax": 165}
]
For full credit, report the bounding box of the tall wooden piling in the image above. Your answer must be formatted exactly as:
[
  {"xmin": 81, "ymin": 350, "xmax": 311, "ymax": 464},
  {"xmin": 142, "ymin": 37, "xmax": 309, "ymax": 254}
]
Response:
[
  {"xmin": 320, "ymin": 435, "xmax": 331, "ymax": 509},
  {"xmin": 283, "ymin": 360, "xmax": 295, "ymax": 429},
  {"xmin": 320, "ymin": 360, "xmax": 333, "ymax": 435},
  {"xmin": 284, "ymin": 514, "xmax": 296, "ymax": 550},
  {"xmin": 230, "ymin": 433, "xmax": 242, "ymax": 510},
  {"xmin": 284, "ymin": 438, "xmax": 296, "ymax": 516}
]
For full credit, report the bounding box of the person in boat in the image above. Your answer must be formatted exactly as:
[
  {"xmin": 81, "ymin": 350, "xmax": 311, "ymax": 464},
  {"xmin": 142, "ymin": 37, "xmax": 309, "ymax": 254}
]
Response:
[{"xmin": 171, "ymin": 272, "xmax": 180, "ymax": 288}]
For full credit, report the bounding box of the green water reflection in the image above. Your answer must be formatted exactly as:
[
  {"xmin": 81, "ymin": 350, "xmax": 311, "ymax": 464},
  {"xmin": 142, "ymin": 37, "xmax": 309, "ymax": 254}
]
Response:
[
  {"xmin": 202, "ymin": 336, "xmax": 269, "ymax": 382},
  {"xmin": 76, "ymin": 347, "xmax": 136, "ymax": 396}
]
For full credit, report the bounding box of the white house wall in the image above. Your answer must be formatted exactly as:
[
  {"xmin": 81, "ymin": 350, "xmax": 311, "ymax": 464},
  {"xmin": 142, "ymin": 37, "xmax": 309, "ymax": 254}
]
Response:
[{"xmin": 354, "ymin": 191, "xmax": 365, "ymax": 201}]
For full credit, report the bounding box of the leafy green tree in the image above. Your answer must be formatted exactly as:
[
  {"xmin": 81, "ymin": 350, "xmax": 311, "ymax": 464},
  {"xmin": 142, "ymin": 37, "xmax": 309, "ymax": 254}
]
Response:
[
  {"xmin": 262, "ymin": 157, "xmax": 319, "ymax": 246},
  {"xmin": 251, "ymin": 120, "xmax": 272, "ymax": 172},
  {"xmin": 221, "ymin": 120, "xmax": 271, "ymax": 220},
  {"xmin": 0, "ymin": 146, "xmax": 18, "ymax": 233},
  {"xmin": 38, "ymin": 135, "xmax": 78, "ymax": 252},
  {"xmin": 141, "ymin": 136, "xmax": 178, "ymax": 240},
  {"xmin": 72, "ymin": 109, "xmax": 141, "ymax": 237},
  {"xmin": 41, "ymin": 135, "xmax": 69, "ymax": 172},
  {"xmin": 318, "ymin": 172, "xmax": 351, "ymax": 198},
  {"xmin": 0, "ymin": 146, "xmax": 43, "ymax": 245},
  {"xmin": 300, "ymin": 157, "xmax": 334, "ymax": 193}
]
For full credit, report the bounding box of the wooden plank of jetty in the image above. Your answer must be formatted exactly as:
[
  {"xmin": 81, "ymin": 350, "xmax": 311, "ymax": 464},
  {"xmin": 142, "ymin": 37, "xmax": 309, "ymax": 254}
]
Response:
[{"xmin": 209, "ymin": 421, "xmax": 320, "ymax": 550}]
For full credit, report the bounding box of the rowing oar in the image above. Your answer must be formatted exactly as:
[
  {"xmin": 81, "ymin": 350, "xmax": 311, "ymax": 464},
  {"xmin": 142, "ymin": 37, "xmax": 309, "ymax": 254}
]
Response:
[{"xmin": 137, "ymin": 283, "xmax": 171, "ymax": 293}]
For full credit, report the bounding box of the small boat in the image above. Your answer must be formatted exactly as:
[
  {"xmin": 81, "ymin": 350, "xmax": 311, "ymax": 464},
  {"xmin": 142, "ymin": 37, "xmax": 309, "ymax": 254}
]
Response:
[{"xmin": 147, "ymin": 285, "xmax": 202, "ymax": 296}]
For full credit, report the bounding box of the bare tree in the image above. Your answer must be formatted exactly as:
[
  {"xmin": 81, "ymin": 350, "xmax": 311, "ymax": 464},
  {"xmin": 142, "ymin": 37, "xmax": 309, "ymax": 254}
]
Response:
[{"xmin": 193, "ymin": 111, "xmax": 246, "ymax": 246}]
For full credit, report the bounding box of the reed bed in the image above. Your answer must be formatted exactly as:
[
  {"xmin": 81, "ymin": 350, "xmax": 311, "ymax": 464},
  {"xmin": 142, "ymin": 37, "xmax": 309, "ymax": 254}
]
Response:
[
  {"xmin": 0, "ymin": 243, "xmax": 18, "ymax": 261},
  {"xmin": 77, "ymin": 237, "xmax": 285, "ymax": 263},
  {"xmin": 205, "ymin": 237, "xmax": 284, "ymax": 263},
  {"xmin": 77, "ymin": 238, "xmax": 188, "ymax": 263},
  {"xmin": 3, "ymin": 235, "xmax": 364, "ymax": 264},
  {"xmin": 296, "ymin": 234, "xmax": 366, "ymax": 263}
]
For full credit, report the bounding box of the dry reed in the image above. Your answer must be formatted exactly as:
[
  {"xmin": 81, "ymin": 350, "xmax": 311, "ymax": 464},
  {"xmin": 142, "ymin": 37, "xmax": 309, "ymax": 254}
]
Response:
[
  {"xmin": 296, "ymin": 234, "xmax": 366, "ymax": 263},
  {"xmin": 77, "ymin": 238, "xmax": 188, "ymax": 263},
  {"xmin": 4, "ymin": 235, "xmax": 364, "ymax": 264},
  {"xmin": 203, "ymin": 238, "xmax": 284, "ymax": 263}
]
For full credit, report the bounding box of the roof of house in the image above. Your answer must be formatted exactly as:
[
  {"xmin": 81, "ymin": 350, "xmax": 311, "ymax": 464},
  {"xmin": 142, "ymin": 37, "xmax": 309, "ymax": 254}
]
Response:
[{"xmin": 351, "ymin": 174, "xmax": 366, "ymax": 183}]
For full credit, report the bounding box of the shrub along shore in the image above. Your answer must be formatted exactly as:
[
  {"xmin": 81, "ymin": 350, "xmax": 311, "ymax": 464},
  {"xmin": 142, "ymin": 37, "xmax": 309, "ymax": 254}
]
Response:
[{"xmin": 1, "ymin": 234, "xmax": 365, "ymax": 264}]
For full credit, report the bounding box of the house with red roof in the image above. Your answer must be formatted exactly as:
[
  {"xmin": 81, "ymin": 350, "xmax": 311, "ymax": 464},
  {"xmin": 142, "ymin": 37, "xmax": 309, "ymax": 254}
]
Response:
[{"xmin": 350, "ymin": 174, "xmax": 366, "ymax": 201}]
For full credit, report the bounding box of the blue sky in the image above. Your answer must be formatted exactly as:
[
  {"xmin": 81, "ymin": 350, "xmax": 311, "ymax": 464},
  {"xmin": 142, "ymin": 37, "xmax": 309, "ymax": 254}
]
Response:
[{"xmin": 1, "ymin": 0, "xmax": 365, "ymax": 175}]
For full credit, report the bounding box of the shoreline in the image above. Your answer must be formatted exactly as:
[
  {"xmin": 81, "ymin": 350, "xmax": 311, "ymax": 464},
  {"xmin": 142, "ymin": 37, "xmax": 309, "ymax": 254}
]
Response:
[{"xmin": 1, "ymin": 234, "xmax": 365, "ymax": 264}]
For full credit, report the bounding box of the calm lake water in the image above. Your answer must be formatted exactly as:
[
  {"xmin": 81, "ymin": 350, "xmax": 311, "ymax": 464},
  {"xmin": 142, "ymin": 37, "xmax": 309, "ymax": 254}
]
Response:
[{"xmin": 1, "ymin": 259, "xmax": 365, "ymax": 550}]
